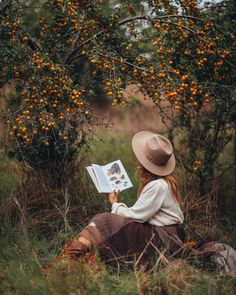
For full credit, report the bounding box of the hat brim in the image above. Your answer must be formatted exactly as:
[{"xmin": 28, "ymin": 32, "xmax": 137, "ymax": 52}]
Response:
[{"xmin": 132, "ymin": 131, "xmax": 176, "ymax": 176}]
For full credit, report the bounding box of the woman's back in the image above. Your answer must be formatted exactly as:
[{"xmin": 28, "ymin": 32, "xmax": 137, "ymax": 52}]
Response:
[{"xmin": 143, "ymin": 178, "xmax": 184, "ymax": 226}]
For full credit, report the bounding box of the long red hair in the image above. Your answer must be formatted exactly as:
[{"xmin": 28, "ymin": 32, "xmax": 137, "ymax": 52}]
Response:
[{"xmin": 137, "ymin": 164, "xmax": 182, "ymax": 203}]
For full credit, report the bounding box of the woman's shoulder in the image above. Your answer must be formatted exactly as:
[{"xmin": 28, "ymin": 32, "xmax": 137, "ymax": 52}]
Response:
[{"xmin": 143, "ymin": 178, "xmax": 168, "ymax": 191}]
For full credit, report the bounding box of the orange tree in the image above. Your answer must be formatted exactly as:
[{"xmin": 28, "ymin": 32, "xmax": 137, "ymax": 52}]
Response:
[{"xmin": 1, "ymin": 0, "xmax": 235, "ymax": 192}]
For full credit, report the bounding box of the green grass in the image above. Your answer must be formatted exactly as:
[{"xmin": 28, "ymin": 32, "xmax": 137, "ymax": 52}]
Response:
[
  {"xmin": 148, "ymin": 260, "xmax": 236, "ymax": 295},
  {"xmin": 0, "ymin": 133, "xmax": 236, "ymax": 294},
  {"xmin": 1, "ymin": 225, "xmax": 236, "ymax": 295},
  {"xmin": 0, "ymin": 152, "xmax": 18, "ymax": 201},
  {"xmin": 0, "ymin": 225, "xmax": 139, "ymax": 295}
]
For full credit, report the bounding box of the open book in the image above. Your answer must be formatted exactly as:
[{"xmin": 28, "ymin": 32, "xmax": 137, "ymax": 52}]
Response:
[{"xmin": 86, "ymin": 160, "xmax": 133, "ymax": 193}]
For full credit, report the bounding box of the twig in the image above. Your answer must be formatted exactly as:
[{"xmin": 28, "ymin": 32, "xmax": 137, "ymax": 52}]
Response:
[
  {"xmin": 134, "ymin": 233, "xmax": 155, "ymax": 268},
  {"xmin": 0, "ymin": 103, "xmax": 30, "ymax": 118},
  {"xmin": 65, "ymin": 31, "xmax": 104, "ymax": 64},
  {"xmin": 95, "ymin": 50, "xmax": 151, "ymax": 73},
  {"xmin": 0, "ymin": 0, "xmax": 12, "ymax": 13}
]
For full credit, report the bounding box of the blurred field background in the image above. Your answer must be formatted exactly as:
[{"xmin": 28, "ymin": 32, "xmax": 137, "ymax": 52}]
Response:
[{"xmin": 1, "ymin": 0, "xmax": 236, "ymax": 294}]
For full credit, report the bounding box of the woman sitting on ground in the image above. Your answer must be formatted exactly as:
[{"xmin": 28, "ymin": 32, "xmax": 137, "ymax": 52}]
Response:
[{"xmin": 46, "ymin": 131, "xmax": 186, "ymax": 271}]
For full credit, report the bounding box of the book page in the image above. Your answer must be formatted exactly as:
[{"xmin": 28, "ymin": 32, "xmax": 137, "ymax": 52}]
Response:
[
  {"xmin": 92, "ymin": 164, "xmax": 112, "ymax": 193},
  {"xmin": 86, "ymin": 166, "xmax": 101, "ymax": 193},
  {"xmin": 102, "ymin": 160, "xmax": 133, "ymax": 192}
]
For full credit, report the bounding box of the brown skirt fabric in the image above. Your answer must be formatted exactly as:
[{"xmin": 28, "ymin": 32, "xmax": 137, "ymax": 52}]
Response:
[{"xmin": 82, "ymin": 212, "xmax": 186, "ymax": 268}]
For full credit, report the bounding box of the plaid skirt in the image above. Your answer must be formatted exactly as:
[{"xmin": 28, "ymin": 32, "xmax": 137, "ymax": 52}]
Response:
[{"xmin": 83, "ymin": 212, "xmax": 185, "ymax": 268}]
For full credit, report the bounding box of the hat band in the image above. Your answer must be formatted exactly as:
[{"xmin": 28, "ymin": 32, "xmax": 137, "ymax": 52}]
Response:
[{"xmin": 146, "ymin": 151, "xmax": 171, "ymax": 166}]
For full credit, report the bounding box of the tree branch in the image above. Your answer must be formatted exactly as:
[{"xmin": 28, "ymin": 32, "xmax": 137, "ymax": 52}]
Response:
[{"xmin": 118, "ymin": 14, "xmax": 204, "ymax": 26}]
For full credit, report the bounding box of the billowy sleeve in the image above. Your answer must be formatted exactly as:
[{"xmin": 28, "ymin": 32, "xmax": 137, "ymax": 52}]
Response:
[{"xmin": 111, "ymin": 181, "xmax": 165, "ymax": 222}]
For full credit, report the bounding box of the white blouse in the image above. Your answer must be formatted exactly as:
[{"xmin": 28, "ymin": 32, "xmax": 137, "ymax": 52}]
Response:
[{"xmin": 111, "ymin": 178, "xmax": 184, "ymax": 226}]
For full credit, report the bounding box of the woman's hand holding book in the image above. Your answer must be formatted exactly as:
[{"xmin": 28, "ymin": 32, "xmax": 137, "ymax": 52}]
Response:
[{"xmin": 107, "ymin": 190, "xmax": 120, "ymax": 205}]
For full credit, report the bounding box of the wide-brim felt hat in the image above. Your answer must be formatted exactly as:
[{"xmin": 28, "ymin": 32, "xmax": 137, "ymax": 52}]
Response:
[{"xmin": 132, "ymin": 131, "xmax": 176, "ymax": 176}]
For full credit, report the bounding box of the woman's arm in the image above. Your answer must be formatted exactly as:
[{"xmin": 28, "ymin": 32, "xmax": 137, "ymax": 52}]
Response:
[
  {"xmin": 107, "ymin": 190, "xmax": 128, "ymax": 212},
  {"xmin": 111, "ymin": 180, "xmax": 165, "ymax": 222}
]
